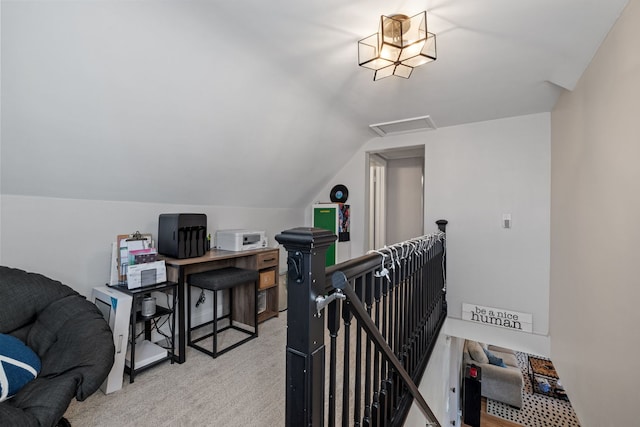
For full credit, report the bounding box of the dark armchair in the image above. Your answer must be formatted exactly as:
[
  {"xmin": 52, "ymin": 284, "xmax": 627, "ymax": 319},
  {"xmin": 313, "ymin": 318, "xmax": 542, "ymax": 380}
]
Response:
[{"xmin": 0, "ymin": 266, "xmax": 115, "ymax": 427}]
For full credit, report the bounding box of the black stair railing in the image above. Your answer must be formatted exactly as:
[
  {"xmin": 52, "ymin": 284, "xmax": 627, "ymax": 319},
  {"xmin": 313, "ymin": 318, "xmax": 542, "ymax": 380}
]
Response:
[{"xmin": 276, "ymin": 220, "xmax": 447, "ymax": 427}]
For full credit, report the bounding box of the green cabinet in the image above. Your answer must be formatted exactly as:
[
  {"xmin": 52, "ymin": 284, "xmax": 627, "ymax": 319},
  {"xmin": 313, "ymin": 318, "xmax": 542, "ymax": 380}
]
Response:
[
  {"xmin": 312, "ymin": 203, "xmax": 350, "ymax": 267},
  {"xmin": 313, "ymin": 205, "xmax": 337, "ymax": 266}
]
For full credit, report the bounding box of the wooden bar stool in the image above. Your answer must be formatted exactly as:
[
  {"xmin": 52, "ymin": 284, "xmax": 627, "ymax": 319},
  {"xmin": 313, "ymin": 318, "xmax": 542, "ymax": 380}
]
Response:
[{"xmin": 187, "ymin": 267, "xmax": 259, "ymax": 358}]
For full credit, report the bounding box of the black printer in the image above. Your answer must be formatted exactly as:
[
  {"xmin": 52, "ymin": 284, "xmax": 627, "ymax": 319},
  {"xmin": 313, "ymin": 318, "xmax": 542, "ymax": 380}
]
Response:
[{"xmin": 158, "ymin": 213, "xmax": 207, "ymax": 259}]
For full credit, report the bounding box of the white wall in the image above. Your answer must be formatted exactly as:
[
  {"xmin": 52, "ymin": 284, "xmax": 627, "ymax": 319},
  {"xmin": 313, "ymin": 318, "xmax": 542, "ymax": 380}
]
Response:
[
  {"xmin": 405, "ymin": 332, "xmax": 464, "ymax": 427},
  {"xmin": 0, "ymin": 0, "xmax": 370, "ymax": 210},
  {"xmin": 0, "ymin": 195, "xmax": 303, "ymax": 298},
  {"xmin": 312, "ymin": 113, "xmax": 551, "ymax": 355},
  {"xmin": 550, "ymin": 1, "xmax": 640, "ymax": 425},
  {"xmin": 386, "ymin": 157, "xmax": 424, "ymax": 245}
]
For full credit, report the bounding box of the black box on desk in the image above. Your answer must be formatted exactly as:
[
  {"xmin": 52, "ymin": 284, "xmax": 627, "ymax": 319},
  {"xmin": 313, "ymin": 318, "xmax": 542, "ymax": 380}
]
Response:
[{"xmin": 158, "ymin": 213, "xmax": 207, "ymax": 259}]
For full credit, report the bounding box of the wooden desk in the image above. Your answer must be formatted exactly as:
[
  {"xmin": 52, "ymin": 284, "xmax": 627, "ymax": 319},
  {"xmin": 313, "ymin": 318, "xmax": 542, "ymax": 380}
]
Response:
[{"xmin": 163, "ymin": 247, "xmax": 279, "ymax": 363}]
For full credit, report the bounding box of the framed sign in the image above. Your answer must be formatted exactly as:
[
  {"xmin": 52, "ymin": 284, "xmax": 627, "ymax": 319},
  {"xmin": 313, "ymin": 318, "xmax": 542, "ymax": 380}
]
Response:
[{"xmin": 462, "ymin": 303, "xmax": 533, "ymax": 333}]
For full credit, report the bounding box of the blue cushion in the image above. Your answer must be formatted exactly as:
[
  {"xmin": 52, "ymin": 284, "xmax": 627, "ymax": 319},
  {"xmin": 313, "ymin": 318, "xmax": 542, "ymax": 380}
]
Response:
[
  {"xmin": 0, "ymin": 334, "xmax": 42, "ymax": 401},
  {"xmin": 483, "ymin": 347, "xmax": 507, "ymax": 368}
]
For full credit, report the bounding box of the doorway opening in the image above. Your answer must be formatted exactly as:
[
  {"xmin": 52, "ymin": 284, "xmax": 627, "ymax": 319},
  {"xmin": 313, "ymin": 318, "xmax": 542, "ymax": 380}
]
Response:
[{"xmin": 366, "ymin": 146, "xmax": 425, "ymax": 251}]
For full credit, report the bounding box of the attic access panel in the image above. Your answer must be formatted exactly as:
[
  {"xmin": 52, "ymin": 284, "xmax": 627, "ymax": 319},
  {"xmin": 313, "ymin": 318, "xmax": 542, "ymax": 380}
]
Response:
[{"xmin": 370, "ymin": 115, "xmax": 437, "ymax": 137}]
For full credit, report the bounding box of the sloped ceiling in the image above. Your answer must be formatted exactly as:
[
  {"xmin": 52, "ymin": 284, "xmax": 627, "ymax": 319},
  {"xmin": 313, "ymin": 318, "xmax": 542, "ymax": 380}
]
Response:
[{"xmin": 0, "ymin": 0, "xmax": 628, "ymax": 208}]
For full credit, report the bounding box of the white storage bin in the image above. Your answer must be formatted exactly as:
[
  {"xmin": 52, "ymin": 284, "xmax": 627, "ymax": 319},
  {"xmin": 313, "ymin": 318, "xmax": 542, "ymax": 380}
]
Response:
[{"xmin": 258, "ymin": 290, "xmax": 267, "ymax": 314}]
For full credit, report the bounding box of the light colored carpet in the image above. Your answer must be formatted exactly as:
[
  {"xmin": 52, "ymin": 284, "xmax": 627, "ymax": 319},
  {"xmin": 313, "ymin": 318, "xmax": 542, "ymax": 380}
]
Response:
[
  {"xmin": 486, "ymin": 352, "xmax": 580, "ymax": 427},
  {"xmin": 65, "ymin": 302, "xmax": 425, "ymax": 427},
  {"xmin": 64, "ymin": 314, "xmax": 287, "ymax": 427}
]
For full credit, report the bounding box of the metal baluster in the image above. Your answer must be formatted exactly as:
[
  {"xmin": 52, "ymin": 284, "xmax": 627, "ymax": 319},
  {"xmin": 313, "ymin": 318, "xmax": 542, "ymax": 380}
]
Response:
[
  {"xmin": 412, "ymin": 250, "xmax": 418, "ymax": 371},
  {"xmin": 420, "ymin": 246, "xmax": 428, "ymax": 362},
  {"xmin": 419, "ymin": 249, "xmax": 426, "ymax": 367},
  {"xmin": 392, "ymin": 263, "xmax": 401, "ymax": 417},
  {"xmin": 354, "ymin": 276, "xmax": 363, "ymax": 427},
  {"xmin": 400, "ymin": 255, "xmax": 410, "ymax": 400},
  {"xmin": 424, "ymin": 241, "xmax": 437, "ymax": 361},
  {"xmin": 398, "ymin": 255, "xmax": 406, "ymax": 373},
  {"xmin": 407, "ymin": 252, "xmax": 416, "ymax": 375},
  {"xmin": 371, "ymin": 273, "xmax": 382, "ymax": 427},
  {"xmin": 328, "ymin": 298, "xmax": 341, "ymax": 427},
  {"xmin": 416, "ymin": 249, "xmax": 424, "ymax": 371},
  {"xmin": 413, "ymin": 251, "xmax": 420, "ymax": 374},
  {"xmin": 380, "ymin": 265, "xmax": 390, "ymax": 427},
  {"xmin": 431, "ymin": 245, "xmax": 438, "ymax": 342},
  {"xmin": 363, "ymin": 271, "xmax": 373, "ymax": 427},
  {"xmin": 342, "ymin": 297, "xmax": 352, "ymax": 427}
]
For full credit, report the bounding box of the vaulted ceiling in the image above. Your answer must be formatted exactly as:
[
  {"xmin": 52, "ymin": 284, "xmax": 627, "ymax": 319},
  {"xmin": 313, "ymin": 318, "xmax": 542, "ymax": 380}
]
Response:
[{"xmin": 0, "ymin": 0, "xmax": 628, "ymax": 208}]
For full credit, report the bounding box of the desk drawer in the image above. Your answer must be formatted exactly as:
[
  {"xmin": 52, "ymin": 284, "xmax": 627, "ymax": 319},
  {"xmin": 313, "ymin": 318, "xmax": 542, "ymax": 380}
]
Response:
[
  {"xmin": 259, "ymin": 270, "xmax": 276, "ymax": 289},
  {"xmin": 256, "ymin": 251, "xmax": 278, "ymax": 269}
]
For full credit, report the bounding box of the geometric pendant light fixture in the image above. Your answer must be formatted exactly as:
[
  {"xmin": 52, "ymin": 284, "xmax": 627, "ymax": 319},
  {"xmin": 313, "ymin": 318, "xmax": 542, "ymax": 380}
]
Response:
[{"xmin": 358, "ymin": 11, "xmax": 437, "ymax": 81}]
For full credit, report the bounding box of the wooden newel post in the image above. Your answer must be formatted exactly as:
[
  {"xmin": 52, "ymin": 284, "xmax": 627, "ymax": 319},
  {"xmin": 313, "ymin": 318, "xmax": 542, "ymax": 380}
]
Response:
[{"xmin": 275, "ymin": 227, "xmax": 337, "ymax": 427}]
